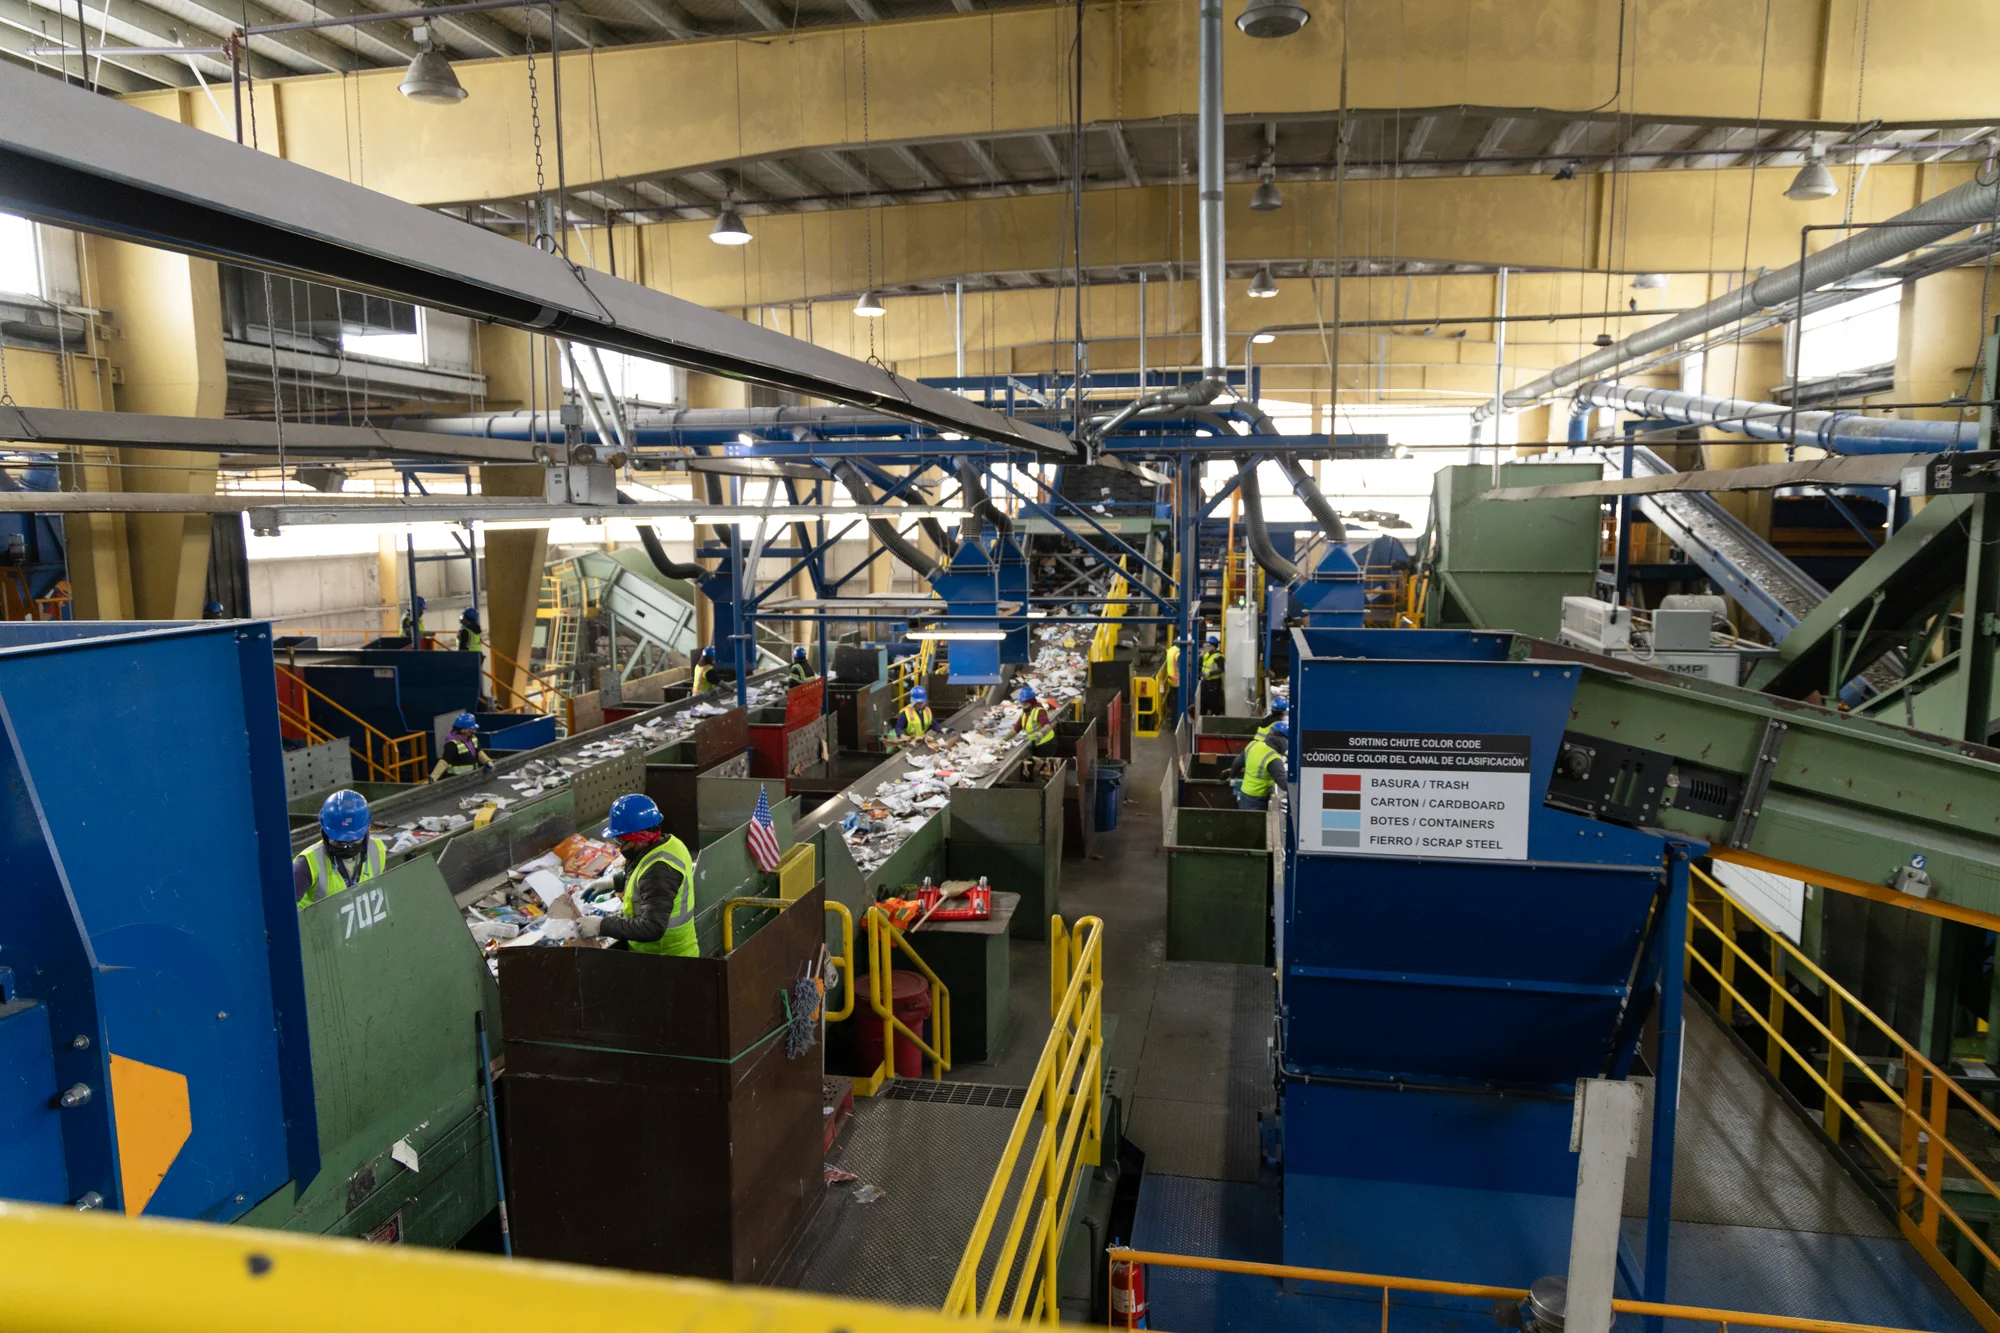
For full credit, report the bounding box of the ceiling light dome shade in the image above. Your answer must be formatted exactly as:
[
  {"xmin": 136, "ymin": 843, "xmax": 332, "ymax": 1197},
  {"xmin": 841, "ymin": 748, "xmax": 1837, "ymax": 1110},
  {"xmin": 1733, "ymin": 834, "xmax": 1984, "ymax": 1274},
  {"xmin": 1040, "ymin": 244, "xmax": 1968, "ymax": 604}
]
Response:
[
  {"xmin": 1247, "ymin": 265, "xmax": 1279, "ymax": 299},
  {"xmin": 1250, "ymin": 177, "xmax": 1283, "ymax": 211},
  {"xmin": 1785, "ymin": 149, "xmax": 1838, "ymax": 201},
  {"xmin": 854, "ymin": 290, "xmax": 887, "ymax": 317},
  {"xmin": 1630, "ymin": 272, "xmax": 1668, "ymax": 290},
  {"xmin": 1236, "ymin": 0, "xmax": 1308, "ymax": 38},
  {"xmin": 399, "ymin": 32, "xmax": 466, "ymax": 105},
  {"xmin": 710, "ymin": 206, "xmax": 751, "ymax": 245}
]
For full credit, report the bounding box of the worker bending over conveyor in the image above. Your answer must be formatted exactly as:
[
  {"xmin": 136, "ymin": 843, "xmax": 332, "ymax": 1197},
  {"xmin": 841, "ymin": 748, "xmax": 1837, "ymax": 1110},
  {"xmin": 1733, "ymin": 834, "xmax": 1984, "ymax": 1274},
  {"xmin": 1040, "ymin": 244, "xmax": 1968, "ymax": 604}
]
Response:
[
  {"xmin": 887, "ymin": 686, "xmax": 933, "ymax": 747},
  {"xmin": 1015, "ymin": 684, "xmax": 1058, "ymax": 764},
  {"xmin": 1254, "ymin": 694, "xmax": 1289, "ymax": 744},
  {"xmin": 578, "ymin": 794, "xmax": 698, "ymax": 956},
  {"xmin": 691, "ymin": 645, "xmax": 719, "ymax": 694},
  {"xmin": 294, "ymin": 789, "xmax": 388, "ymax": 908},
  {"xmin": 431, "ymin": 712, "xmax": 496, "ymax": 782},
  {"xmin": 789, "ymin": 645, "xmax": 816, "ymax": 684},
  {"xmin": 1198, "ymin": 633, "xmax": 1225, "ymax": 716},
  {"xmin": 1230, "ymin": 719, "xmax": 1289, "ymax": 812}
]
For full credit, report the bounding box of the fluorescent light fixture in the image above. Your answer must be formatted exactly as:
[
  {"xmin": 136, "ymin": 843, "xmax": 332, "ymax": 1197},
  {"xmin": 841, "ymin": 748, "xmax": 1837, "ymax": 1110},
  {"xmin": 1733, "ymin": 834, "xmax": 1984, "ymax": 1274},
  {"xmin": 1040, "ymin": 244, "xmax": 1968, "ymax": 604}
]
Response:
[
  {"xmin": 736, "ymin": 433, "xmax": 756, "ymax": 444},
  {"xmin": 1251, "ymin": 332, "xmax": 1277, "ymax": 345},
  {"xmin": 907, "ymin": 630, "xmax": 1007, "ymax": 641}
]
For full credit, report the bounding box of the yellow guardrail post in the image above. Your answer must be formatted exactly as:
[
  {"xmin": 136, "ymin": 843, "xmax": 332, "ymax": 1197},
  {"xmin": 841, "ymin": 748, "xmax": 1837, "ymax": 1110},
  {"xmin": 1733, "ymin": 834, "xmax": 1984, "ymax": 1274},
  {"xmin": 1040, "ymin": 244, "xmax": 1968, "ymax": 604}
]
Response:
[{"xmin": 824, "ymin": 901, "xmax": 856, "ymax": 1023}]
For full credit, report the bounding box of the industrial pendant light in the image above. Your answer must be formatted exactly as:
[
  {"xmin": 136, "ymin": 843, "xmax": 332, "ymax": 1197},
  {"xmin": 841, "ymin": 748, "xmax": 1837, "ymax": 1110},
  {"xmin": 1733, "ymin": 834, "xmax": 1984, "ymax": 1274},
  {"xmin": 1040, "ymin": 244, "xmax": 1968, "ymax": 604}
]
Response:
[
  {"xmin": 1250, "ymin": 171, "xmax": 1283, "ymax": 212},
  {"xmin": 399, "ymin": 25, "xmax": 466, "ymax": 105},
  {"xmin": 854, "ymin": 290, "xmax": 887, "ymax": 317},
  {"xmin": 1630, "ymin": 272, "xmax": 1668, "ymax": 290},
  {"xmin": 710, "ymin": 205, "xmax": 751, "ymax": 246},
  {"xmin": 1251, "ymin": 331, "xmax": 1276, "ymax": 344},
  {"xmin": 1247, "ymin": 265, "xmax": 1279, "ymax": 299},
  {"xmin": 1785, "ymin": 143, "xmax": 1838, "ymax": 201},
  {"xmin": 1236, "ymin": 0, "xmax": 1308, "ymax": 38}
]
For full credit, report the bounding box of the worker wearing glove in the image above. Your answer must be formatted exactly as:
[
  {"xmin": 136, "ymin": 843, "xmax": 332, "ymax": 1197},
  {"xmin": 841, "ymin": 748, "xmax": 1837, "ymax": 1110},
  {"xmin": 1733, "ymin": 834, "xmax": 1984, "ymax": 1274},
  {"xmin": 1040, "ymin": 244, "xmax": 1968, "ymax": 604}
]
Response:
[
  {"xmin": 886, "ymin": 686, "xmax": 932, "ymax": 747},
  {"xmin": 1230, "ymin": 719, "xmax": 1289, "ymax": 812},
  {"xmin": 577, "ymin": 793, "xmax": 698, "ymax": 957},
  {"xmin": 431, "ymin": 712, "xmax": 496, "ymax": 782},
  {"xmin": 293, "ymin": 789, "xmax": 388, "ymax": 908}
]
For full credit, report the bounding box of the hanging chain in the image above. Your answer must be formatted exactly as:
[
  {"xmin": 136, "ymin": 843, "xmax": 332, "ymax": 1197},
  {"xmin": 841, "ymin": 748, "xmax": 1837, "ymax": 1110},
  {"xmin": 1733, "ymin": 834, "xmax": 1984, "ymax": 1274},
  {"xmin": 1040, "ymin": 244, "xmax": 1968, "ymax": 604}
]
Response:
[
  {"xmin": 526, "ymin": 13, "xmax": 551, "ymax": 251},
  {"xmin": 0, "ymin": 333, "xmax": 15, "ymax": 406}
]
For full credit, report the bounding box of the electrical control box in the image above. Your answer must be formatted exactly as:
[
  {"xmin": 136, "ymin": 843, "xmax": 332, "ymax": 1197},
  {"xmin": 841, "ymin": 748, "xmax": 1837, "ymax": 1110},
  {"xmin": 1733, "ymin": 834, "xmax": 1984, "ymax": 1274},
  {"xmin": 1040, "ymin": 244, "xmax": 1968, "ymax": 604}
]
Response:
[
  {"xmin": 1650, "ymin": 607, "xmax": 1714, "ymax": 651},
  {"xmin": 1560, "ymin": 597, "xmax": 1631, "ymax": 652}
]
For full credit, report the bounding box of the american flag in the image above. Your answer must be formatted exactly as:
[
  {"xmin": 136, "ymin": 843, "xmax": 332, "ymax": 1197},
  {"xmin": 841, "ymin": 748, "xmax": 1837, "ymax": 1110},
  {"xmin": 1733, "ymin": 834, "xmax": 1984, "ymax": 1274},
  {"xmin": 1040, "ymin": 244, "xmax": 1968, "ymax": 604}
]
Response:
[{"xmin": 747, "ymin": 783, "xmax": 783, "ymax": 872}]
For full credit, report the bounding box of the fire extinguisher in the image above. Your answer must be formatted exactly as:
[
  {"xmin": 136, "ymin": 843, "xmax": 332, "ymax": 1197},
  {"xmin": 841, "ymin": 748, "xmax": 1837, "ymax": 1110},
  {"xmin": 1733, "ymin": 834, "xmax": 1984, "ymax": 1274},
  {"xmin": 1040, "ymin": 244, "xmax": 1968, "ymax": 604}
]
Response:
[{"xmin": 1109, "ymin": 1251, "xmax": 1148, "ymax": 1328}]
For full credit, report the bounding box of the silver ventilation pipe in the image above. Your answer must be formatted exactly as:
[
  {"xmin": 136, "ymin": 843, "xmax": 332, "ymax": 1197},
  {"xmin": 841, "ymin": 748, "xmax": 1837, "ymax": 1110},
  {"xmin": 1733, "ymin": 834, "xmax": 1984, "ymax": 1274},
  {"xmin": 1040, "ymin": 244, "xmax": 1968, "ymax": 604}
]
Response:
[
  {"xmin": 1575, "ymin": 381, "xmax": 1979, "ymax": 455},
  {"xmin": 1484, "ymin": 172, "xmax": 2000, "ymax": 418},
  {"xmin": 1197, "ymin": 0, "xmax": 1227, "ymax": 380}
]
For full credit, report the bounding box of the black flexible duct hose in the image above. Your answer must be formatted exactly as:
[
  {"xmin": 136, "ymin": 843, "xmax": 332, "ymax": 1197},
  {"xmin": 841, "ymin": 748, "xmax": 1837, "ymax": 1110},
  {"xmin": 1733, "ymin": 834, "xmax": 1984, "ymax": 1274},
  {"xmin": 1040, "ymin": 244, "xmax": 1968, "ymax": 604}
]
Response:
[
  {"xmin": 919, "ymin": 517, "xmax": 953, "ymax": 554},
  {"xmin": 1279, "ymin": 455, "xmax": 1347, "ymax": 545},
  {"xmin": 1238, "ymin": 456, "xmax": 1302, "ymax": 585},
  {"xmin": 634, "ymin": 523, "xmax": 710, "ymax": 581},
  {"xmin": 956, "ymin": 457, "xmax": 1012, "ymax": 534},
  {"xmin": 833, "ymin": 461, "xmax": 939, "ymax": 580}
]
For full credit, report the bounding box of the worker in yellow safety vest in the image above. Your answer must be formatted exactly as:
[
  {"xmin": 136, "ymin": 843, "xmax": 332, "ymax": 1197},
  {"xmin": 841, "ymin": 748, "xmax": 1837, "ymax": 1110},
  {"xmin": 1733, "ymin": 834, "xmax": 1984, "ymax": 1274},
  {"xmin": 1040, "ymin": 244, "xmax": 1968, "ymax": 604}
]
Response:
[
  {"xmin": 888, "ymin": 686, "xmax": 933, "ymax": 747},
  {"xmin": 1253, "ymin": 694, "xmax": 1289, "ymax": 744},
  {"xmin": 1165, "ymin": 642, "xmax": 1181, "ymax": 689},
  {"xmin": 789, "ymin": 645, "xmax": 816, "ymax": 684},
  {"xmin": 692, "ymin": 646, "xmax": 718, "ymax": 694},
  {"xmin": 1198, "ymin": 633, "xmax": 1225, "ymax": 717},
  {"xmin": 458, "ymin": 608, "xmax": 484, "ymax": 654},
  {"xmin": 1229, "ymin": 720, "xmax": 1290, "ymax": 812},
  {"xmin": 577, "ymin": 794, "xmax": 698, "ymax": 956},
  {"xmin": 1015, "ymin": 684, "xmax": 1058, "ymax": 758},
  {"xmin": 293, "ymin": 789, "xmax": 389, "ymax": 908}
]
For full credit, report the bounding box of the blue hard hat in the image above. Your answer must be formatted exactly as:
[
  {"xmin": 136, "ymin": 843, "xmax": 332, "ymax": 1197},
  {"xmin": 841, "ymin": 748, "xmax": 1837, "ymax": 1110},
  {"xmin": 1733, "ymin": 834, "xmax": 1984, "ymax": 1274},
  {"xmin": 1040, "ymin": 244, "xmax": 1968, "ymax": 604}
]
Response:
[
  {"xmin": 1206, "ymin": 633, "xmax": 1220, "ymax": 644},
  {"xmin": 700, "ymin": 646, "xmax": 715, "ymax": 661},
  {"xmin": 461, "ymin": 607, "xmax": 480, "ymax": 625},
  {"xmin": 603, "ymin": 793, "xmax": 664, "ymax": 839},
  {"xmin": 1270, "ymin": 719, "xmax": 1290, "ymax": 738},
  {"xmin": 911, "ymin": 686, "xmax": 928, "ymax": 704},
  {"xmin": 319, "ymin": 789, "xmax": 371, "ymax": 843},
  {"xmin": 1016, "ymin": 685, "xmax": 1036, "ymax": 703},
  {"xmin": 1271, "ymin": 695, "xmax": 1289, "ymax": 713},
  {"xmin": 203, "ymin": 600, "xmax": 224, "ymax": 616},
  {"xmin": 794, "ymin": 645, "xmax": 808, "ymax": 659},
  {"xmin": 412, "ymin": 596, "xmax": 426, "ymax": 612},
  {"xmin": 453, "ymin": 712, "xmax": 478, "ymax": 732}
]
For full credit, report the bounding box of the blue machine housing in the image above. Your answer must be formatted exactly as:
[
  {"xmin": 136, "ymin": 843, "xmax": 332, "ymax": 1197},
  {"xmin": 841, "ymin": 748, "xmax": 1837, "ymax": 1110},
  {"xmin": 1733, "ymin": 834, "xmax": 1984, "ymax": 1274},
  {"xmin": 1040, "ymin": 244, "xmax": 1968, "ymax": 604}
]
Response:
[
  {"xmin": 1279, "ymin": 628, "xmax": 1689, "ymax": 1303},
  {"xmin": 931, "ymin": 533, "xmax": 1004, "ymax": 683},
  {"xmin": 0, "ymin": 621, "xmax": 317, "ymax": 1219}
]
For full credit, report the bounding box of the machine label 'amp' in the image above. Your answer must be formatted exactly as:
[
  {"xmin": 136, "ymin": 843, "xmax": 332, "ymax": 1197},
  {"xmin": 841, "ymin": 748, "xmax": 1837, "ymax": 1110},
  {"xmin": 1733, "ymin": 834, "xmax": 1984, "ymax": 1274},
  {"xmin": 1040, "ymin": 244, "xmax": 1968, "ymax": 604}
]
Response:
[{"xmin": 1297, "ymin": 730, "xmax": 1532, "ymax": 861}]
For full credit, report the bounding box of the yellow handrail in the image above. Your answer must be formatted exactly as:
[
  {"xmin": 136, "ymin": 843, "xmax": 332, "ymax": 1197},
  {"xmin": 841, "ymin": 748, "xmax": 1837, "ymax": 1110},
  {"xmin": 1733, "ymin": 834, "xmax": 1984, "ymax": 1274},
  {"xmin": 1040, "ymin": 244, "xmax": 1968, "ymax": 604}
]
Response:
[
  {"xmin": 717, "ymin": 897, "xmax": 855, "ymax": 1022},
  {"xmin": 1105, "ymin": 1248, "xmax": 1935, "ymax": 1333},
  {"xmin": 277, "ymin": 667, "xmax": 428, "ymax": 784},
  {"xmin": 944, "ymin": 913, "xmax": 1104, "ymax": 1324},
  {"xmin": 855, "ymin": 905, "xmax": 952, "ymax": 1094},
  {"xmin": 1090, "ymin": 560, "xmax": 1131, "ymax": 664},
  {"xmin": 484, "ymin": 641, "xmax": 576, "ymax": 732},
  {"xmin": 1688, "ymin": 866, "xmax": 2000, "ymax": 1332}
]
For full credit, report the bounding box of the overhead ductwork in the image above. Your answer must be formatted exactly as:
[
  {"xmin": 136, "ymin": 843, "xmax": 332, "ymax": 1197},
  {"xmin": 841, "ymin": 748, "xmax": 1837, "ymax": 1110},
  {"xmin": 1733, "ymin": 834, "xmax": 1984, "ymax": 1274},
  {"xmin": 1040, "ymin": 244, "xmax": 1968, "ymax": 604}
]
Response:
[
  {"xmin": 1486, "ymin": 172, "xmax": 2000, "ymax": 417},
  {"xmin": 1197, "ymin": 0, "xmax": 1227, "ymax": 381},
  {"xmin": 632, "ymin": 520, "xmax": 710, "ymax": 582},
  {"xmin": 1279, "ymin": 455, "xmax": 1348, "ymax": 545},
  {"xmin": 832, "ymin": 461, "xmax": 939, "ymax": 580},
  {"xmin": 1575, "ymin": 381, "xmax": 1978, "ymax": 455},
  {"xmin": 956, "ymin": 458, "xmax": 1012, "ymax": 535},
  {"xmin": 1238, "ymin": 456, "xmax": 1302, "ymax": 584}
]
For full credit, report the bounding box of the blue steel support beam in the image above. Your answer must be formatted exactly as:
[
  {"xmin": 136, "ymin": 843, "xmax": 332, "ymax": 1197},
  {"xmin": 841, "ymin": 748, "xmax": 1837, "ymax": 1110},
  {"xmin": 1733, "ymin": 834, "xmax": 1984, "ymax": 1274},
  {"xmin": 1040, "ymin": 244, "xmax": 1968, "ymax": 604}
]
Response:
[
  {"xmin": 1177, "ymin": 457, "xmax": 1199, "ymax": 723},
  {"xmin": 1643, "ymin": 843, "xmax": 1691, "ymax": 1329},
  {"xmin": 981, "ymin": 463, "xmax": 1178, "ymax": 606}
]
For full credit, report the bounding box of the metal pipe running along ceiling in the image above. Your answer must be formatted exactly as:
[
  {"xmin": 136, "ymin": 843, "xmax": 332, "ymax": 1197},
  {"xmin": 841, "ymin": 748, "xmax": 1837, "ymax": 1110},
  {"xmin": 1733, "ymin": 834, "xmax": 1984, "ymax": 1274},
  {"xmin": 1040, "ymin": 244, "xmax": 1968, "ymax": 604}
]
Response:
[
  {"xmin": 1486, "ymin": 172, "xmax": 2000, "ymax": 416},
  {"xmin": 0, "ymin": 64, "xmax": 1071, "ymax": 460},
  {"xmin": 1575, "ymin": 381, "xmax": 1979, "ymax": 455}
]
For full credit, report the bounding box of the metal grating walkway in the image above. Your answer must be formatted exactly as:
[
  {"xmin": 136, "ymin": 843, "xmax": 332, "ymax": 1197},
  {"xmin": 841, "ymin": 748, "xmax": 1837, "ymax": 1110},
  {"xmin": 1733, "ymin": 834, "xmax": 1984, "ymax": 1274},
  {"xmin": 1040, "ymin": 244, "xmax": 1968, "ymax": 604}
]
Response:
[{"xmin": 1125, "ymin": 962, "xmax": 1275, "ymax": 1183}]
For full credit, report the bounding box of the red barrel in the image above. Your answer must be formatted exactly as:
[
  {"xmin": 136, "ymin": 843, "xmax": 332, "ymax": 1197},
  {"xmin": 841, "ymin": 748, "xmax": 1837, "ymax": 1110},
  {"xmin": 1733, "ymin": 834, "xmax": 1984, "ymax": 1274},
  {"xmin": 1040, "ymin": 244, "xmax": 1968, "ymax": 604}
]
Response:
[{"xmin": 856, "ymin": 969, "xmax": 933, "ymax": 1078}]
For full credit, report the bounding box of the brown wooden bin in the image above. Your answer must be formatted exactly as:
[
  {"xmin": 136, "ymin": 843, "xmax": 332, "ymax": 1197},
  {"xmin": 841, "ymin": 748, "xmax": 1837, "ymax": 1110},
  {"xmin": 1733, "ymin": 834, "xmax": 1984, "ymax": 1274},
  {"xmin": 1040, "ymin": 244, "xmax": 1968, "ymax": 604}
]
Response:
[{"xmin": 496, "ymin": 885, "xmax": 826, "ymax": 1282}]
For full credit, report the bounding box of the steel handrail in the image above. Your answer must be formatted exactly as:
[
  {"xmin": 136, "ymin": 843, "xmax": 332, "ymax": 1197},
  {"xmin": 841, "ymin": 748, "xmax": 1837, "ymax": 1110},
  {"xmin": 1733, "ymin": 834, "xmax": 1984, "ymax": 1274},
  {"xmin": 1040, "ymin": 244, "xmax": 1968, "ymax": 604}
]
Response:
[
  {"xmin": 276, "ymin": 666, "xmax": 428, "ymax": 784},
  {"xmin": 1103, "ymin": 1248, "xmax": 1933, "ymax": 1333},
  {"xmin": 824, "ymin": 901, "xmax": 855, "ymax": 1023},
  {"xmin": 945, "ymin": 914, "xmax": 1104, "ymax": 1324},
  {"xmin": 860, "ymin": 905, "xmax": 952, "ymax": 1086},
  {"xmin": 1688, "ymin": 868, "xmax": 2000, "ymax": 1325}
]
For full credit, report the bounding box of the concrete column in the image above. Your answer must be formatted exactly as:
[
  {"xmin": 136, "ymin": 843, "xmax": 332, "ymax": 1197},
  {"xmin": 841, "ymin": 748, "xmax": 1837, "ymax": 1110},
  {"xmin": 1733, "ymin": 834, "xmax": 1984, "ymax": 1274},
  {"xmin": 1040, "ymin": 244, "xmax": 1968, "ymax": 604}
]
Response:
[
  {"xmin": 475, "ymin": 324, "xmax": 551, "ymax": 699},
  {"xmin": 1896, "ymin": 266, "xmax": 1991, "ymax": 424},
  {"xmin": 88, "ymin": 236, "xmax": 227, "ymax": 619},
  {"xmin": 686, "ymin": 372, "xmax": 751, "ymax": 409},
  {"xmin": 1701, "ymin": 336, "xmax": 1787, "ymax": 538},
  {"xmin": 1513, "ymin": 404, "xmax": 1552, "ymax": 456}
]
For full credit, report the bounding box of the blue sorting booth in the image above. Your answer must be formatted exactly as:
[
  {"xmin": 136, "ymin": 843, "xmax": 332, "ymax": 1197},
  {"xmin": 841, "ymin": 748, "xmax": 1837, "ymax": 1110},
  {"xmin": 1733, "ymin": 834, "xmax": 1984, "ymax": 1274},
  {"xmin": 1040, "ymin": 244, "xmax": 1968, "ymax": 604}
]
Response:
[
  {"xmin": 303, "ymin": 649, "xmax": 485, "ymax": 775},
  {"xmin": 1279, "ymin": 627, "xmax": 1688, "ymax": 1309},
  {"xmin": 0, "ymin": 621, "xmax": 317, "ymax": 1218}
]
